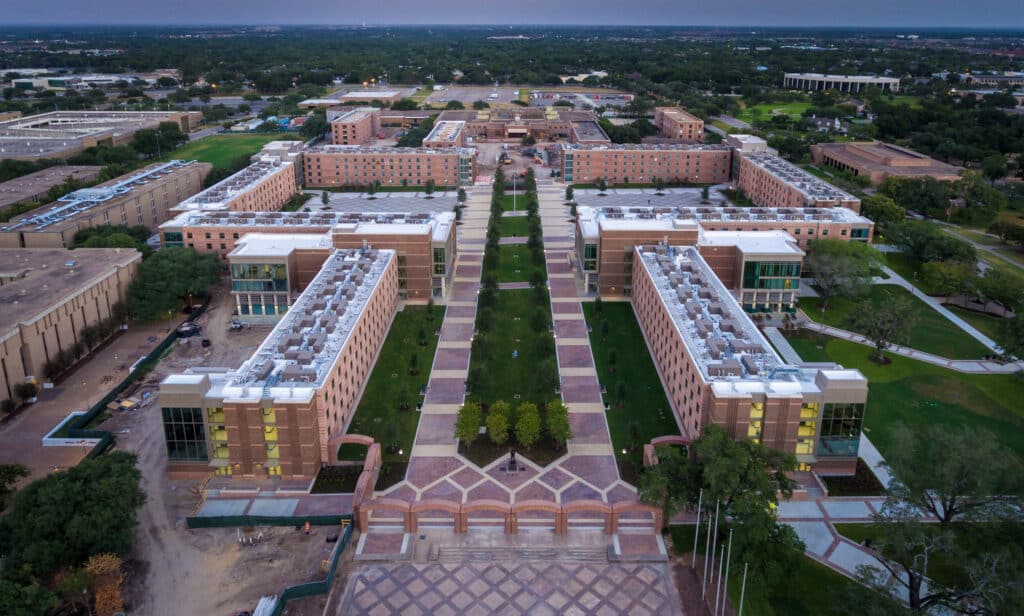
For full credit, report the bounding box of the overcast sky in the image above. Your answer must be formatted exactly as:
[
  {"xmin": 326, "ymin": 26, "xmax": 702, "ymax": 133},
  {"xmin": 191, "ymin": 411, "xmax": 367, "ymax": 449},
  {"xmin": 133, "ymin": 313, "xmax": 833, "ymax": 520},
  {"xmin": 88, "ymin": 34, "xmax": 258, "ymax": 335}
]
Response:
[{"xmin": 3, "ymin": 0, "xmax": 1022, "ymax": 29}]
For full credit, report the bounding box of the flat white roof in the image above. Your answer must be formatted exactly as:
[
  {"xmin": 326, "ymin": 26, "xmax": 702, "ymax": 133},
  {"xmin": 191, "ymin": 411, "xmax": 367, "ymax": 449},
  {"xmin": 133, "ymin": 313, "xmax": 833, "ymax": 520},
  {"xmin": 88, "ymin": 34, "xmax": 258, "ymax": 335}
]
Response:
[
  {"xmin": 340, "ymin": 90, "xmax": 401, "ymax": 99},
  {"xmin": 700, "ymin": 230, "xmax": 804, "ymax": 256},
  {"xmin": 175, "ymin": 155, "xmax": 292, "ymax": 211},
  {"xmin": 229, "ymin": 233, "xmax": 332, "ymax": 257}
]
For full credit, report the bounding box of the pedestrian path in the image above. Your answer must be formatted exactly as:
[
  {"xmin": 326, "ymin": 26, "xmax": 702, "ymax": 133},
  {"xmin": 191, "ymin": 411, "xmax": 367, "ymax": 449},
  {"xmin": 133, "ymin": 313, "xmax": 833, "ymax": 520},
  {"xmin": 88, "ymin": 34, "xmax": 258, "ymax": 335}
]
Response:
[
  {"xmin": 876, "ymin": 265, "xmax": 1001, "ymax": 353},
  {"xmin": 762, "ymin": 327, "xmax": 805, "ymax": 364},
  {"xmin": 800, "ymin": 319, "xmax": 1023, "ymax": 373}
]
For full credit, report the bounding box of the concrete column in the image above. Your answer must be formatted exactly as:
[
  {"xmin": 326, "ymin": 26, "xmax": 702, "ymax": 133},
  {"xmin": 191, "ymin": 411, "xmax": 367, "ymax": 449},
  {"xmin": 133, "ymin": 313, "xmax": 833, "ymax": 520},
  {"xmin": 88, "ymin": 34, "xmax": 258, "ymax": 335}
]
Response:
[
  {"xmin": 505, "ymin": 512, "xmax": 517, "ymax": 535},
  {"xmin": 357, "ymin": 508, "xmax": 369, "ymax": 532},
  {"xmin": 554, "ymin": 511, "xmax": 567, "ymax": 535},
  {"xmin": 605, "ymin": 511, "xmax": 616, "ymax": 535},
  {"xmin": 456, "ymin": 512, "xmax": 468, "ymax": 534},
  {"xmin": 404, "ymin": 511, "xmax": 415, "ymax": 533}
]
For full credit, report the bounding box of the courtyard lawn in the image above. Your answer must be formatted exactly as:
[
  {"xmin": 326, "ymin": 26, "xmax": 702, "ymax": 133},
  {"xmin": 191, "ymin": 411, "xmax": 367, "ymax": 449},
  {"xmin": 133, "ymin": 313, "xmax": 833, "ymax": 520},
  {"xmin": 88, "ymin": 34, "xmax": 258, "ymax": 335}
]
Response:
[
  {"xmin": 468, "ymin": 289, "xmax": 557, "ymax": 407},
  {"xmin": 943, "ymin": 305, "xmax": 1007, "ymax": 340},
  {"xmin": 498, "ymin": 214, "xmax": 531, "ymax": 238},
  {"xmin": 495, "ymin": 244, "xmax": 537, "ymax": 283},
  {"xmin": 799, "ymin": 285, "xmax": 991, "ymax": 359},
  {"xmin": 498, "ymin": 194, "xmax": 531, "ymax": 212},
  {"xmin": 343, "ymin": 305, "xmax": 444, "ymax": 463},
  {"xmin": 582, "ymin": 302, "xmax": 679, "ymax": 464},
  {"xmin": 669, "ymin": 525, "xmax": 863, "ymax": 616},
  {"xmin": 165, "ymin": 133, "xmax": 290, "ymax": 169},
  {"xmin": 782, "ymin": 332, "xmax": 1024, "ymax": 462}
]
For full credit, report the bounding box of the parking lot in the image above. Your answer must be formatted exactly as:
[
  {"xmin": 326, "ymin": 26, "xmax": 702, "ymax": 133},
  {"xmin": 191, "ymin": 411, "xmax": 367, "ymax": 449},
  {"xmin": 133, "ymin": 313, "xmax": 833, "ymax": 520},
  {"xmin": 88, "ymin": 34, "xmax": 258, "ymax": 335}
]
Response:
[{"xmin": 425, "ymin": 85, "xmax": 521, "ymax": 106}]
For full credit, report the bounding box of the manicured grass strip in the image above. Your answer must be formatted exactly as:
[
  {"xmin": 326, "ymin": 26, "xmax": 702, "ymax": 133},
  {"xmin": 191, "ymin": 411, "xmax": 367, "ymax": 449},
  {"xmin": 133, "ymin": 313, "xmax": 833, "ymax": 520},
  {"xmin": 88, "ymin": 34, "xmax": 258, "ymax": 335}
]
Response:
[
  {"xmin": 582, "ymin": 302, "xmax": 679, "ymax": 464},
  {"xmin": 799, "ymin": 285, "xmax": 991, "ymax": 359},
  {"xmin": 497, "ymin": 194, "xmax": 531, "ymax": 212},
  {"xmin": 164, "ymin": 133, "xmax": 290, "ymax": 169},
  {"xmin": 498, "ymin": 215, "xmax": 531, "ymax": 238},
  {"xmin": 782, "ymin": 331, "xmax": 1024, "ymax": 462},
  {"xmin": 345, "ymin": 305, "xmax": 444, "ymax": 463},
  {"xmin": 669, "ymin": 525, "xmax": 863, "ymax": 616},
  {"xmin": 495, "ymin": 244, "xmax": 536, "ymax": 283},
  {"xmin": 735, "ymin": 101, "xmax": 811, "ymax": 124},
  {"xmin": 468, "ymin": 289, "xmax": 556, "ymax": 406}
]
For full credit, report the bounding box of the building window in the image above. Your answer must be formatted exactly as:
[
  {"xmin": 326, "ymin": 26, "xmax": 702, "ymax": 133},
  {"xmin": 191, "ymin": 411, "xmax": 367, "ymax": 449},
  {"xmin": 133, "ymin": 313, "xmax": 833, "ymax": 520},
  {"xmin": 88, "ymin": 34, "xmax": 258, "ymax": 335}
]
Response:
[
  {"xmin": 432, "ymin": 247, "xmax": 446, "ymax": 275},
  {"xmin": 583, "ymin": 243, "xmax": 598, "ymax": 271},
  {"xmin": 162, "ymin": 406, "xmax": 208, "ymax": 461},
  {"xmin": 817, "ymin": 402, "xmax": 865, "ymax": 457}
]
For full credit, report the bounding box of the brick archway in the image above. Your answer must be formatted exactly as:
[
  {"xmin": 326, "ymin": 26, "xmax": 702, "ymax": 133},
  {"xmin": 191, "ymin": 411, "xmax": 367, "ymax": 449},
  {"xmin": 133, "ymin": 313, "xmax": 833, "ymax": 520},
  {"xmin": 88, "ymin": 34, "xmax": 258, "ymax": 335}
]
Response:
[
  {"xmin": 512, "ymin": 499, "xmax": 562, "ymax": 533},
  {"xmin": 462, "ymin": 500, "xmax": 514, "ymax": 534},
  {"xmin": 410, "ymin": 499, "xmax": 462, "ymax": 533},
  {"xmin": 562, "ymin": 499, "xmax": 613, "ymax": 534},
  {"xmin": 611, "ymin": 500, "xmax": 662, "ymax": 533},
  {"xmin": 358, "ymin": 497, "xmax": 412, "ymax": 532}
]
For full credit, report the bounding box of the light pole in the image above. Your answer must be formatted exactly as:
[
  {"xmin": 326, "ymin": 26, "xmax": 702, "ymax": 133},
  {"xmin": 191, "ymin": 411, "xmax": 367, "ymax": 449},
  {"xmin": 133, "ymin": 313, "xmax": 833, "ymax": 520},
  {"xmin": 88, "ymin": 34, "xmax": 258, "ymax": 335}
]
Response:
[{"xmin": 512, "ymin": 173, "xmax": 517, "ymax": 212}]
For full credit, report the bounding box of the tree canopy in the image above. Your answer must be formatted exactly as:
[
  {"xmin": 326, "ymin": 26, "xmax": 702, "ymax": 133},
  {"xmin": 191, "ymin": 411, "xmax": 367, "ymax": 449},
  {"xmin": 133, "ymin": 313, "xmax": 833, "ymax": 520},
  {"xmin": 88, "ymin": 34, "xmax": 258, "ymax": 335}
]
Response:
[
  {"xmin": 804, "ymin": 239, "xmax": 879, "ymax": 310},
  {"xmin": 0, "ymin": 452, "xmax": 145, "ymax": 580},
  {"xmin": 126, "ymin": 247, "xmax": 219, "ymax": 320}
]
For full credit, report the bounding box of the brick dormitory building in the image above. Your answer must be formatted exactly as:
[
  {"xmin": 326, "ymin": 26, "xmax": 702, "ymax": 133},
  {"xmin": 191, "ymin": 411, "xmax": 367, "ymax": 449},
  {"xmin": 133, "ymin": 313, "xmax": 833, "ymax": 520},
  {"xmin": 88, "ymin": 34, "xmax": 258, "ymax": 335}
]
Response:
[{"xmin": 152, "ymin": 115, "xmax": 881, "ymax": 480}]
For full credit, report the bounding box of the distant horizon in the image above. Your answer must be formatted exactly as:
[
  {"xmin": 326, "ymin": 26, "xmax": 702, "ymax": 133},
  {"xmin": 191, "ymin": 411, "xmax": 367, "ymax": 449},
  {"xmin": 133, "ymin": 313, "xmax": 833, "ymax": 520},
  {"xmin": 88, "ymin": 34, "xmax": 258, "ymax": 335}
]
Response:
[
  {"xmin": 2, "ymin": 0, "xmax": 1023, "ymax": 30},
  {"xmin": 2, "ymin": 23, "xmax": 1024, "ymax": 31}
]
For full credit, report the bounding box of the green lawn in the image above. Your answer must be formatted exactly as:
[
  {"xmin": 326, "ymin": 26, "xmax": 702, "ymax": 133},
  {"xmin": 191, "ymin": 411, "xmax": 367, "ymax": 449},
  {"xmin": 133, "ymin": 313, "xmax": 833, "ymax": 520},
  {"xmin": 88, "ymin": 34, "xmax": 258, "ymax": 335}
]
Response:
[
  {"xmin": 782, "ymin": 332, "xmax": 1024, "ymax": 462},
  {"xmin": 498, "ymin": 215, "xmax": 531, "ymax": 238},
  {"xmin": 498, "ymin": 194, "xmax": 531, "ymax": 213},
  {"xmin": 468, "ymin": 289, "xmax": 557, "ymax": 406},
  {"xmin": 799, "ymin": 285, "xmax": 991, "ymax": 359},
  {"xmin": 736, "ymin": 101, "xmax": 812, "ymax": 125},
  {"xmin": 669, "ymin": 525, "xmax": 863, "ymax": 615},
  {"xmin": 496, "ymin": 244, "xmax": 536, "ymax": 283},
  {"xmin": 165, "ymin": 133, "xmax": 291, "ymax": 168},
  {"xmin": 943, "ymin": 305, "xmax": 1008, "ymax": 340},
  {"xmin": 343, "ymin": 305, "xmax": 444, "ymax": 463},
  {"xmin": 582, "ymin": 302, "xmax": 679, "ymax": 464}
]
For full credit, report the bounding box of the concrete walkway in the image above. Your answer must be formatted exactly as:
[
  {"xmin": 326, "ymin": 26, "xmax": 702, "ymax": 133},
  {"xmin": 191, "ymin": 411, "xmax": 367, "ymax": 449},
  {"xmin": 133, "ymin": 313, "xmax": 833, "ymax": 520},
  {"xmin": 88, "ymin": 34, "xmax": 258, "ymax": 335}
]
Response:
[
  {"xmin": 876, "ymin": 265, "xmax": 1002, "ymax": 353},
  {"xmin": 800, "ymin": 320, "xmax": 1023, "ymax": 373},
  {"xmin": 762, "ymin": 327, "xmax": 805, "ymax": 365}
]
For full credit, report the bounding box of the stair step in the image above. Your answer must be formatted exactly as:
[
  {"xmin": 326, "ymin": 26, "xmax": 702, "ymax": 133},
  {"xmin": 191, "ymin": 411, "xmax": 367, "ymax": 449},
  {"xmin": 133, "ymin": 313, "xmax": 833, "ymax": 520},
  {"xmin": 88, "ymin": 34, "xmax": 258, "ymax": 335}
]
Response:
[{"xmin": 437, "ymin": 545, "xmax": 608, "ymax": 563}]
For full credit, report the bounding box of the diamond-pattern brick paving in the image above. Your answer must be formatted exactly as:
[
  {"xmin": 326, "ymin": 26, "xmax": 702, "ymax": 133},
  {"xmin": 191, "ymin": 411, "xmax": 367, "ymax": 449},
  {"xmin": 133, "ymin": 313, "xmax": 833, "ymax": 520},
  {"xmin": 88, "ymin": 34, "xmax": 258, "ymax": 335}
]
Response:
[{"xmin": 340, "ymin": 562, "xmax": 680, "ymax": 615}]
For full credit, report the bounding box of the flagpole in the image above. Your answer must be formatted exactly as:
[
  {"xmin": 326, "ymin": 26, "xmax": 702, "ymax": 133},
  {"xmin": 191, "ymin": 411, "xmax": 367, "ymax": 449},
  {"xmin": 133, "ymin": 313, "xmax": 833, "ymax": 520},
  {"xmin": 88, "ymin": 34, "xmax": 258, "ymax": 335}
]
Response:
[
  {"xmin": 721, "ymin": 529, "xmax": 733, "ymax": 616},
  {"xmin": 692, "ymin": 488, "xmax": 703, "ymax": 562},
  {"xmin": 738, "ymin": 562, "xmax": 749, "ymax": 616},
  {"xmin": 714, "ymin": 544, "xmax": 725, "ymax": 616}
]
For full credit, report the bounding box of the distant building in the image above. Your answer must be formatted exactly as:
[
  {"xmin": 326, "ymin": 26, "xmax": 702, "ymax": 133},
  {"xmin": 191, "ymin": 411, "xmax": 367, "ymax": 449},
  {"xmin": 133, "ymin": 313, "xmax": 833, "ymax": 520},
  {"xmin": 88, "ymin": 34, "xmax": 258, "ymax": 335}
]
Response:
[
  {"xmin": 436, "ymin": 108, "xmax": 607, "ymax": 143},
  {"xmin": 0, "ymin": 110, "xmax": 203, "ymax": 160},
  {"xmin": 339, "ymin": 90, "xmax": 404, "ymax": 106},
  {"xmin": 173, "ymin": 155, "xmax": 298, "ymax": 214},
  {"xmin": 560, "ymin": 144, "xmax": 732, "ymax": 186},
  {"xmin": 0, "ymin": 248, "xmax": 141, "ymax": 398},
  {"xmin": 160, "ymin": 207, "xmax": 458, "ymax": 301},
  {"xmin": 0, "ymin": 165, "xmax": 102, "ymax": 212},
  {"xmin": 810, "ymin": 141, "xmax": 963, "ymax": 185},
  {"xmin": 653, "ymin": 107, "xmax": 704, "ymax": 142},
  {"xmin": 574, "ymin": 200, "xmax": 872, "ymax": 299},
  {"xmin": 329, "ymin": 107, "xmax": 381, "ymax": 145},
  {"xmin": 303, "ymin": 146, "xmax": 477, "ymax": 189},
  {"xmin": 783, "ymin": 73, "xmax": 900, "ymax": 93},
  {"xmin": 422, "ymin": 120, "xmax": 467, "ymax": 148},
  {"xmin": 735, "ymin": 152, "xmax": 861, "ymax": 212},
  {"xmin": 0, "ymin": 160, "xmax": 210, "ymax": 249}
]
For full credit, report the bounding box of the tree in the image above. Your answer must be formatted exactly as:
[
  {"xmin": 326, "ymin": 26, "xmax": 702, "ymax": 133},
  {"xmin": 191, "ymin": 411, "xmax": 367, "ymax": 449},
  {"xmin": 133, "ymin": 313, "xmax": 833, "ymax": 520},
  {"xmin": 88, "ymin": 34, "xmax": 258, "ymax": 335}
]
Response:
[
  {"xmin": 454, "ymin": 402, "xmax": 482, "ymax": 450},
  {"xmin": 974, "ymin": 267, "xmax": 1023, "ymax": 316},
  {"xmin": 126, "ymin": 248, "xmax": 219, "ymax": 321},
  {"xmin": 564, "ymin": 186, "xmax": 574, "ymax": 202},
  {"xmin": 514, "ymin": 402, "xmax": 542, "ymax": 449},
  {"xmin": 366, "ymin": 180, "xmax": 377, "ymax": 196},
  {"xmin": 390, "ymin": 98, "xmax": 419, "ymax": 110},
  {"xmin": 920, "ymin": 260, "xmax": 972, "ymax": 299},
  {"xmin": 607, "ymin": 348, "xmax": 617, "ymax": 373},
  {"xmin": 700, "ymin": 185, "xmax": 709, "ymax": 200},
  {"xmin": 321, "ymin": 191, "xmax": 329, "ymax": 205},
  {"xmin": 847, "ymin": 294, "xmax": 917, "ymax": 361},
  {"xmin": 804, "ymin": 239, "xmax": 877, "ymax": 310},
  {"xmin": 593, "ymin": 295, "xmax": 603, "ymax": 315},
  {"xmin": 860, "ymin": 194, "xmax": 905, "ymax": 228},
  {"xmin": 0, "ymin": 464, "xmax": 29, "ymax": 512},
  {"xmin": 408, "ymin": 352, "xmax": 419, "ymax": 375},
  {"xmin": 981, "ymin": 154, "xmax": 1007, "ymax": 184},
  {"xmin": 445, "ymin": 100, "xmax": 465, "ymax": 110},
  {"xmin": 486, "ymin": 407, "xmax": 510, "ymax": 446},
  {"xmin": 638, "ymin": 445, "xmax": 693, "ymax": 531},
  {"xmin": 424, "ymin": 179, "xmax": 436, "ymax": 196},
  {"xmin": 0, "ymin": 452, "xmax": 145, "ymax": 579},
  {"xmin": 300, "ymin": 113, "xmax": 329, "ymax": 140},
  {"xmin": 457, "ymin": 187, "xmax": 466, "ymax": 203},
  {"xmin": 545, "ymin": 400, "xmax": 573, "ymax": 448},
  {"xmin": 596, "ymin": 178, "xmax": 607, "ymax": 192},
  {"xmin": 12, "ymin": 382, "xmax": 37, "ymax": 402},
  {"xmin": 855, "ymin": 506, "xmax": 1012, "ymax": 614},
  {"xmin": 426, "ymin": 296, "xmax": 436, "ymax": 321},
  {"xmin": 884, "ymin": 424, "xmax": 1020, "ymax": 525},
  {"xmin": 997, "ymin": 313, "xmax": 1024, "ymax": 359},
  {"xmin": 472, "ymin": 100, "xmax": 489, "ymax": 110}
]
